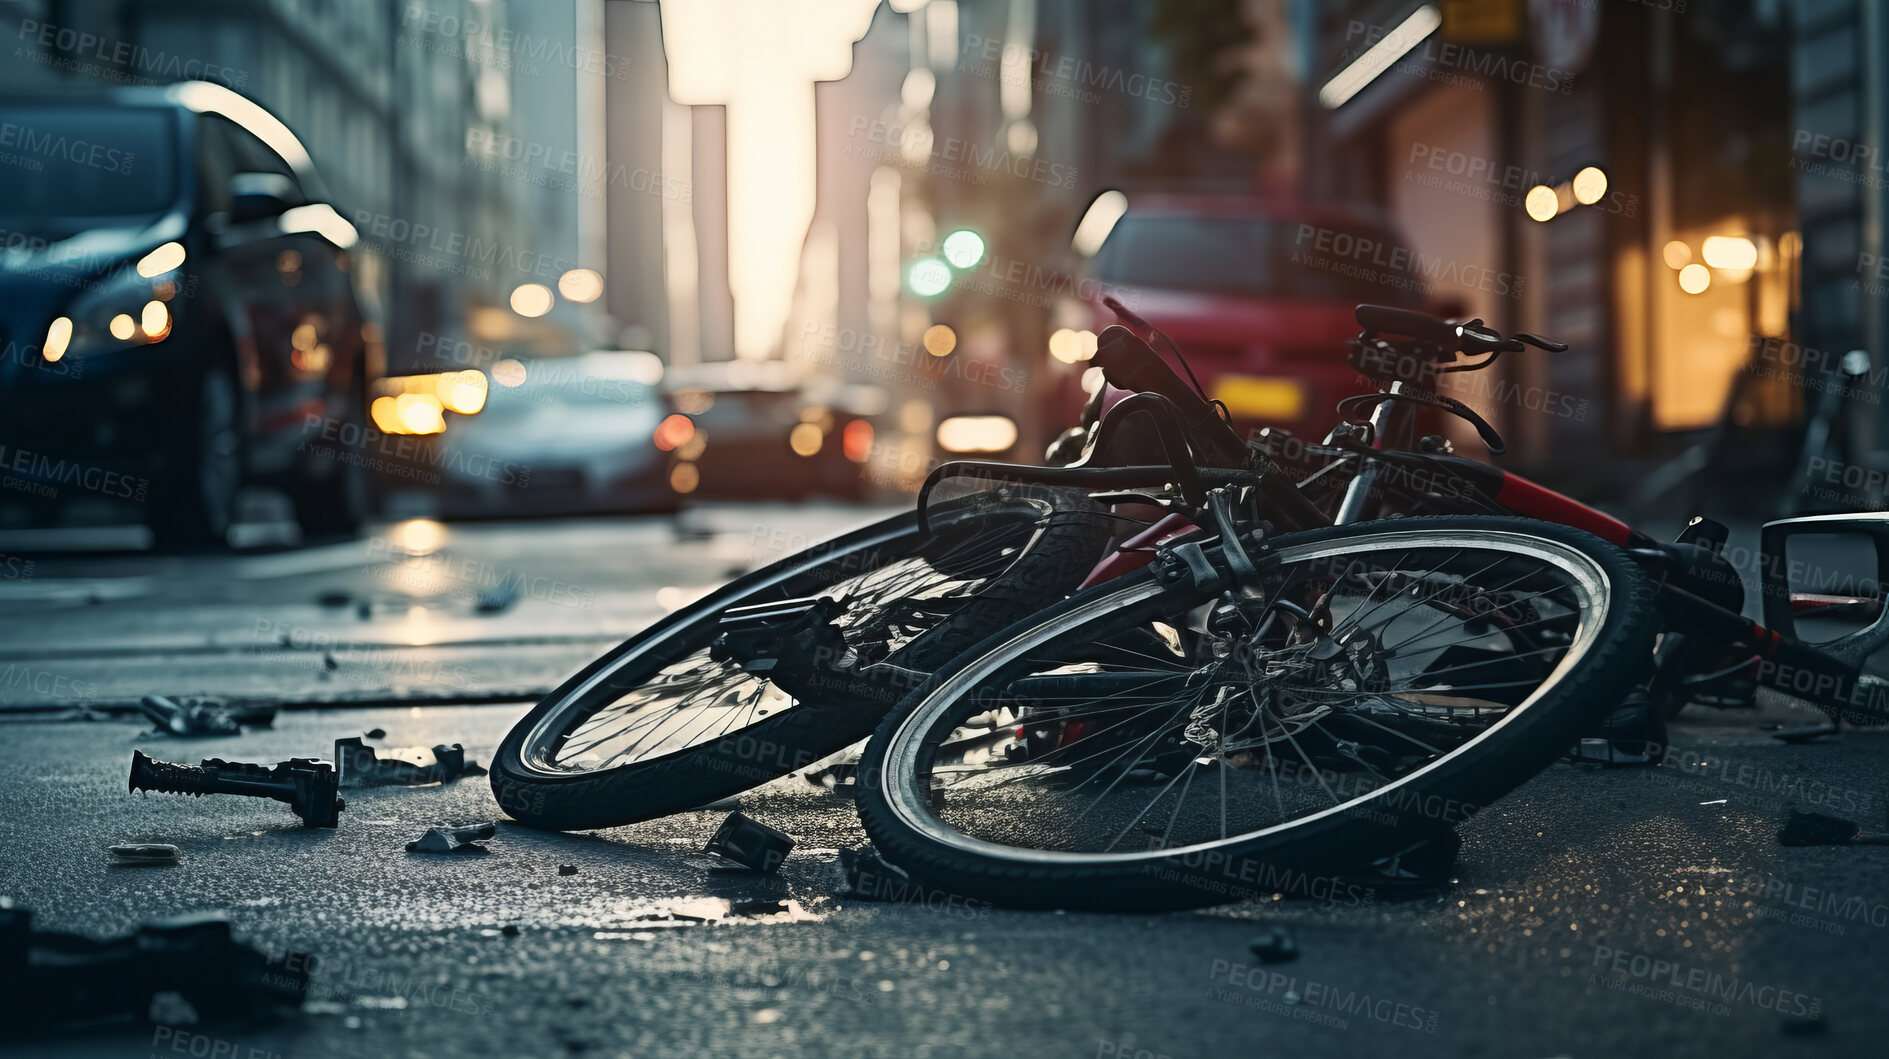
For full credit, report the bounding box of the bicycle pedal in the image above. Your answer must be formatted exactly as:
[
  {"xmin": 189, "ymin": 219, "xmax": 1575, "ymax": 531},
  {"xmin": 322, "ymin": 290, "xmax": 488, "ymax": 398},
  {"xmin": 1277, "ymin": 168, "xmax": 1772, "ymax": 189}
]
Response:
[{"xmin": 713, "ymin": 596, "xmax": 846, "ymax": 675}]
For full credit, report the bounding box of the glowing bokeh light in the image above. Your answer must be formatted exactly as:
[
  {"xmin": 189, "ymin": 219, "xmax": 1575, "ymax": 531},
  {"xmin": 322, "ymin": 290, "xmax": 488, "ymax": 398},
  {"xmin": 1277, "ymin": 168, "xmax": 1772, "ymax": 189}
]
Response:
[{"xmin": 510, "ymin": 283, "xmax": 554, "ymax": 318}]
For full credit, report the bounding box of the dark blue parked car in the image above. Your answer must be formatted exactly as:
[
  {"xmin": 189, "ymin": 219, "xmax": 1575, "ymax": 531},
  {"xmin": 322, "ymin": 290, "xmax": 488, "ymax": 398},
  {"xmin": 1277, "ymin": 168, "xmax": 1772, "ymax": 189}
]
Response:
[{"xmin": 0, "ymin": 80, "xmax": 368, "ymax": 547}]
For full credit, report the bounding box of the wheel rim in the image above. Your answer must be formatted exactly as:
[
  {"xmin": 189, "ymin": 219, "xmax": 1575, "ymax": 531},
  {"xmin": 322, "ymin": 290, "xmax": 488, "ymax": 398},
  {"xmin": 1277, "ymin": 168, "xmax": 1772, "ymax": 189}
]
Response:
[
  {"xmin": 516, "ymin": 496, "xmax": 1072, "ymax": 777},
  {"xmin": 878, "ymin": 528, "xmax": 1615, "ymax": 864}
]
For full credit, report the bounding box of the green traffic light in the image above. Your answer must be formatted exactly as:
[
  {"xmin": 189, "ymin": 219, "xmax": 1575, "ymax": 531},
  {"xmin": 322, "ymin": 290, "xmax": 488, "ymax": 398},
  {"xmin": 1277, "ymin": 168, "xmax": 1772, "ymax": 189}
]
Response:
[{"xmin": 941, "ymin": 229, "xmax": 986, "ymax": 269}]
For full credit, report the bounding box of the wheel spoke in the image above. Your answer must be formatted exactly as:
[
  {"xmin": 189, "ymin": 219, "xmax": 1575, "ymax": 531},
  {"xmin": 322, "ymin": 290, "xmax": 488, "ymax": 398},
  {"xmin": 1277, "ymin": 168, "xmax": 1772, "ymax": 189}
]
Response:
[{"xmin": 537, "ymin": 502, "xmax": 1068, "ymax": 773}]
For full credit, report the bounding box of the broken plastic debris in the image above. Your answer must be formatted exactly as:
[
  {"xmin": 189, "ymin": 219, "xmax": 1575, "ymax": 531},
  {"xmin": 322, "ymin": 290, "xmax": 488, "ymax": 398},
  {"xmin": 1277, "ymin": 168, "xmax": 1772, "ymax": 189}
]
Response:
[
  {"xmin": 406, "ymin": 822, "xmax": 496, "ymax": 854},
  {"xmin": 703, "ymin": 811, "xmax": 794, "ymax": 873},
  {"xmin": 1247, "ymin": 929, "xmax": 1299, "ymax": 964},
  {"xmin": 129, "ymin": 751, "xmax": 345, "ymax": 828},
  {"xmin": 108, "ymin": 843, "xmax": 182, "ymax": 866},
  {"xmin": 335, "ymin": 737, "xmax": 485, "ymax": 788},
  {"xmin": 1779, "ymin": 810, "xmax": 1889, "ymax": 847}
]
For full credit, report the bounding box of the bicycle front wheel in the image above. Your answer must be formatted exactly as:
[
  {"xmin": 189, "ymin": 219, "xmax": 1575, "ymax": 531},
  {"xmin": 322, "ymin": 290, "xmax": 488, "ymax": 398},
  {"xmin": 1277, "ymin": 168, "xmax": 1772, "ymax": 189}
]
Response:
[
  {"xmin": 492, "ymin": 486, "xmax": 1112, "ymax": 830},
  {"xmin": 856, "ymin": 516, "xmax": 1657, "ymax": 910}
]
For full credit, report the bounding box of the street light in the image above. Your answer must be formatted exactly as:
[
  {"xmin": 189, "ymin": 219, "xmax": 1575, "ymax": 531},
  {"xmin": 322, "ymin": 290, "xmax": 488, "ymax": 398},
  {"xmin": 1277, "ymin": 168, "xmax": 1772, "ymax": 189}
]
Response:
[
  {"xmin": 510, "ymin": 283, "xmax": 554, "ymax": 318},
  {"xmin": 906, "ymin": 258, "xmax": 952, "ymax": 298},
  {"xmin": 1701, "ymin": 236, "xmax": 1758, "ymax": 271},
  {"xmin": 923, "ymin": 324, "xmax": 957, "ymax": 356},
  {"xmin": 558, "ymin": 268, "xmax": 604, "ymax": 303},
  {"xmin": 1524, "ymin": 185, "xmax": 1559, "ymax": 223},
  {"xmin": 941, "ymin": 229, "xmax": 985, "ymax": 269},
  {"xmin": 1072, "ymin": 190, "xmax": 1128, "ymax": 257},
  {"xmin": 1571, "ymin": 167, "xmax": 1608, "ymax": 205}
]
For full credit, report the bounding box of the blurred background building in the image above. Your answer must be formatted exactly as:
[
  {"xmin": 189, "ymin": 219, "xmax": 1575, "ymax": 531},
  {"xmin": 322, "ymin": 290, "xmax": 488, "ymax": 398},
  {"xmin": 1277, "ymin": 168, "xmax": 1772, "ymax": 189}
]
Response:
[
  {"xmin": 0, "ymin": 0, "xmax": 622, "ymax": 380},
  {"xmin": 6, "ymin": 0, "xmax": 1887, "ymax": 517}
]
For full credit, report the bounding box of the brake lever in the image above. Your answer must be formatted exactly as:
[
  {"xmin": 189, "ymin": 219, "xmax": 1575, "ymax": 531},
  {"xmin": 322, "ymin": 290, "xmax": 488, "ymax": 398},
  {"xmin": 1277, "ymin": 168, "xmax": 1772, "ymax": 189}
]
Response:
[{"xmin": 1512, "ymin": 332, "xmax": 1569, "ymax": 352}]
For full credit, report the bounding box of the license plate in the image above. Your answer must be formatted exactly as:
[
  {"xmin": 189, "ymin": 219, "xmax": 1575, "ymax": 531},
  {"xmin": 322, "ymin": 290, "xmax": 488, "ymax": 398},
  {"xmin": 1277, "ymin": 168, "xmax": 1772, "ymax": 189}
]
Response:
[{"xmin": 1211, "ymin": 375, "xmax": 1305, "ymax": 421}]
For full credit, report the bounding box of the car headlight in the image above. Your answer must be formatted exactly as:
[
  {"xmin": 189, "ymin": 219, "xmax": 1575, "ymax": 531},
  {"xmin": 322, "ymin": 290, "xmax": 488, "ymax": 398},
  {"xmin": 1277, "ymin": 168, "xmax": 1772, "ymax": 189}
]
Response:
[{"xmin": 42, "ymin": 255, "xmax": 182, "ymax": 363}]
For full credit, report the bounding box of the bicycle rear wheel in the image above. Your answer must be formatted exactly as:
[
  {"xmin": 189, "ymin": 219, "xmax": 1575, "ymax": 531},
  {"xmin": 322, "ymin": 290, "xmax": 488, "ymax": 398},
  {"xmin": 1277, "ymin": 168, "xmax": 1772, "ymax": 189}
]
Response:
[
  {"xmin": 856, "ymin": 516, "xmax": 1656, "ymax": 910},
  {"xmin": 491, "ymin": 486, "xmax": 1113, "ymax": 830}
]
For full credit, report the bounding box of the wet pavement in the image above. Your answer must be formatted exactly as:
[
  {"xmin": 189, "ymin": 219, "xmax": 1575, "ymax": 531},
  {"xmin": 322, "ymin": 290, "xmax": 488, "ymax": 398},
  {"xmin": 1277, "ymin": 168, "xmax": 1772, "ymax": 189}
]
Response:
[
  {"xmin": 2, "ymin": 507, "xmax": 1887, "ymax": 1057},
  {"xmin": 0, "ymin": 504, "xmax": 898, "ymax": 710}
]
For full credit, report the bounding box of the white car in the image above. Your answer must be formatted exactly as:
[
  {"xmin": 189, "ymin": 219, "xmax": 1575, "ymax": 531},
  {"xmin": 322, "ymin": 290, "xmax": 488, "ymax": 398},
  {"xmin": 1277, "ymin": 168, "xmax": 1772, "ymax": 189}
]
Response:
[{"xmin": 437, "ymin": 351, "xmax": 677, "ymax": 516}]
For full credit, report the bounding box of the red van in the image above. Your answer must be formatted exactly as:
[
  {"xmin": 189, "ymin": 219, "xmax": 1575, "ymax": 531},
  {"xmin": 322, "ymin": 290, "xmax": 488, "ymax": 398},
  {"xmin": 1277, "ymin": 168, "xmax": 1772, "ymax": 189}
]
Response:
[{"xmin": 1058, "ymin": 194, "xmax": 1449, "ymax": 441}]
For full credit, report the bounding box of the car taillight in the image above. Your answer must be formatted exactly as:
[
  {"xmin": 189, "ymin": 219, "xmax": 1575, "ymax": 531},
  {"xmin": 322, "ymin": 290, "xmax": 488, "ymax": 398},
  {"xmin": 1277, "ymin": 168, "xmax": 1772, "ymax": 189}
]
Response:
[
  {"xmin": 841, "ymin": 420, "xmax": 873, "ymax": 462},
  {"xmin": 653, "ymin": 414, "xmax": 694, "ymax": 451}
]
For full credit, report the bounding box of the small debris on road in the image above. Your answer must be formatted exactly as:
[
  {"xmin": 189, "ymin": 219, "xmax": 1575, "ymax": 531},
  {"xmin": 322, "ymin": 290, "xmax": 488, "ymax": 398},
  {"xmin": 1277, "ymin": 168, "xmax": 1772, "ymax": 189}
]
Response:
[
  {"xmin": 138, "ymin": 695, "xmax": 243, "ymax": 737},
  {"xmin": 1779, "ymin": 809, "xmax": 1889, "ymax": 846},
  {"xmin": 130, "ymin": 750, "xmax": 345, "ymax": 828},
  {"xmin": 558, "ymin": 864, "xmax": 578, "ymax": 876},
  {"xmin": 364, "ymin": 727, "xmax": 387, "ymax": 739},
  {"xmin": 316, "ymin": 589, "xmax": 352, "ymax": 607},
  {"xmin": 703, "ymin": 811, "xmax": 794, "ymax": 873},
  {"xmin": 406, "ymin": 822, "xmax": 497, "ymax": 854},
  {"xmin": 335, "ymin": 737, "xmax": 486, "ymax": 788},
  {"xmin": 1247, "ymin": 929, "xmax": 1299, "ymax": 964},
  {"xmin": 107, "ymin": 843, "xmax": 182, "ymax": 866}
]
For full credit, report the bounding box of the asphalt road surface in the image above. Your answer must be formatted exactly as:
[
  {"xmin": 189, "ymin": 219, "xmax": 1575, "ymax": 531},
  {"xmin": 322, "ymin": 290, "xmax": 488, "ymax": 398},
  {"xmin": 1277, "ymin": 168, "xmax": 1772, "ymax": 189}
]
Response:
[{"xmin": 2, "ymin": 506, "xmax": 1886, "ymax": 1057}]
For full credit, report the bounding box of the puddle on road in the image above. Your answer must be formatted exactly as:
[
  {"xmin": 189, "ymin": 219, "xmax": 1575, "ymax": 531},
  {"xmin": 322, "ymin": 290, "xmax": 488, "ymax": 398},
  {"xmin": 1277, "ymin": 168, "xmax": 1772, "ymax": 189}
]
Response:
[{"xmin": 583, "ymin": 896, "xmax": 823, "ymax": 938}]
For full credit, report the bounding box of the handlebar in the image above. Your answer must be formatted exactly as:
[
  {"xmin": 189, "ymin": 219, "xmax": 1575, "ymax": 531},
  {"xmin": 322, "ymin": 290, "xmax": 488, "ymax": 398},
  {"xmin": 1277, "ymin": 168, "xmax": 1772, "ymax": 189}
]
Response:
[{"xmin": 1354, "ymin": 304, "xmax": 1568, "ymax": 358}]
